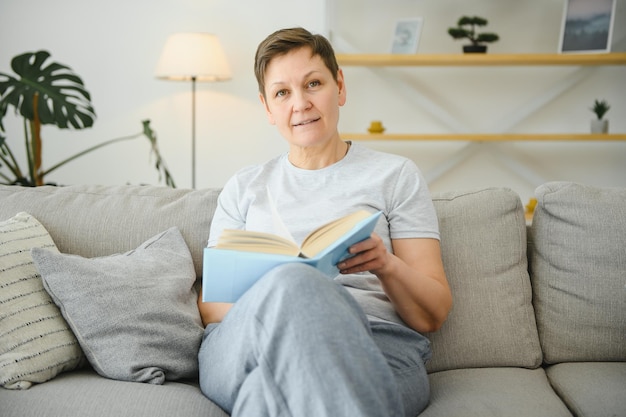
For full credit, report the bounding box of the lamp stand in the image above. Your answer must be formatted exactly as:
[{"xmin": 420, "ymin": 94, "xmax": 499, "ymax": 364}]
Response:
[
  {"xmin": 191, "ymin": 76, "xmax": 197, "ymax": 189},
  {"xmin": 155, "ymin": 33, "xmax": 232, "ymax": 189}
]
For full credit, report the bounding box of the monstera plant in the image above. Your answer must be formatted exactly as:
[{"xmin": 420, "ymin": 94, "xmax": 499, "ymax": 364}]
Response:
[{"xmin": 0, "ymin": 50, "xmax": 175, "ymax": 187}]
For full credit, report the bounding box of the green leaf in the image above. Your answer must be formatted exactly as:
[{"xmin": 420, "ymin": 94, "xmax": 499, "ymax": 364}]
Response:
[
  {"xmin": 476, "ymin": 33, "xmax": 499, "ymax": 43},
  {"xmin": 458, "ymin": 16, "xmax": 488, "ymax": 27},
  {"xmin": 0, "ymin": 50, "xmax": 96, "ymax": 131}
]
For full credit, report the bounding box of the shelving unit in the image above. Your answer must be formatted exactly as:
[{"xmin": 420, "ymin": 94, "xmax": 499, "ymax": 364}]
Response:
[
  {"xmin": 335, "ymin": 51, "xmax": 625, "ymax": 186},
  {"xmin": 336, "ymin": 53, "xmax": 626, "ymax": 142}
]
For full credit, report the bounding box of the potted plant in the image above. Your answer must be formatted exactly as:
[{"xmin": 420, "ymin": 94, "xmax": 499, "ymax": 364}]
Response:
[
  {"xmin": 0, "ymin": 50, "xmax": 175, "ymax": 187},
  {"xmin": 590, "ymin": 99, "xmax": 610, "ymax": 134},
  {"xmin": 448, "ymin": 16, "xmax": 499, "ymax": 53}
]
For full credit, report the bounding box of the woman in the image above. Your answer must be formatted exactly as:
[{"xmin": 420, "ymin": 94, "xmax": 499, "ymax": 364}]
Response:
[{"xmin": 198, "ymin": 27, "xmax": 452, "ymax": 417}]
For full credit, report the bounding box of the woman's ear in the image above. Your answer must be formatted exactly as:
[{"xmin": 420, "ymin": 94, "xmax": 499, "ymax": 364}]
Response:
[
  {"xmin": 337, "ymin": 68, "xmax": 347, "ymax": 107},
  {"xmin": 259, "ymin": 93, "xmax": 276, "ymax": 125}
]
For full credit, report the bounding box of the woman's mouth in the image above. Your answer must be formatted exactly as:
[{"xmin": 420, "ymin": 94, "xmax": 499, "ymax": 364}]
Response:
[{"xmin": 293, "ymin": 117, "xmax": 320, "ymax": 127}]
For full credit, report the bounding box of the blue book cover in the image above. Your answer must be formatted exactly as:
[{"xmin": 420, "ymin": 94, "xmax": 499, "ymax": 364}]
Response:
[{"xmin": 202, "ymin": 211, "xmax": 382, "ymax": 303}]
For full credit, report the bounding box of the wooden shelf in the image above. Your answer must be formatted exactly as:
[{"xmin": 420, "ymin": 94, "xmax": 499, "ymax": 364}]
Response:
[
  {"xmin": 336, "ymin": 53, "xmax": 626, "ymax": 67},
  {"xmin": 342, "ymin": 133, "xmax": 626, "ymax": 142}
]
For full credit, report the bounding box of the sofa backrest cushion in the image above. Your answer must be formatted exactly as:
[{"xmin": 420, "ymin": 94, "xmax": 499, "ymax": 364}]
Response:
[
  {"xmin": 426, "ymin": 188, "xmax": 542, "ymax": 372},
  {"xmin": 529, "ymin": 182, "xmax": 626, "ymax": 363},
  {"xmin": 0, "ymin": 184, "xmax": 220, "ymax": 278}
]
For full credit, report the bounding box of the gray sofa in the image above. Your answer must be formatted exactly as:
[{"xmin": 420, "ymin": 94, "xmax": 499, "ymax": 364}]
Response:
[{"xmin": 0, "ymin": 181, "xmax": 624, "ymax": 417}]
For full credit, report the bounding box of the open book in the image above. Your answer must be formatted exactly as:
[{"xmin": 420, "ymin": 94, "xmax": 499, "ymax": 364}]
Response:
[{"xmin": 202, "ymin": 210, "xmax": 382, "ymax": 303}]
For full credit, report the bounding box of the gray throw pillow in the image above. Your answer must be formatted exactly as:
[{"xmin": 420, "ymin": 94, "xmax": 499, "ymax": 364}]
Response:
[
  {"xmin": 529, "ymin": 182, "xmax": 626, "ymax": 363},
  {"xmin": 0, "ymin": 212, "xmax": 84, "ymax": 389},
  {"xmin": 32, "ymin": 227, "xmax": 204, "ymax": 384}
]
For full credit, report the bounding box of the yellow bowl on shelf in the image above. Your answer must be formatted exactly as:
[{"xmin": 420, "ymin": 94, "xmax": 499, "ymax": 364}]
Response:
[{"xmin": 367, "ymin": 121, "xmax": 385, "ymax": 134}]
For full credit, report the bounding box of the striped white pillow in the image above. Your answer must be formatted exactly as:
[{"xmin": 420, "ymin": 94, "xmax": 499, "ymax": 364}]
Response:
[{"xmin": 0, "ymin": 212, "xmax": 83, "ymax": 389}]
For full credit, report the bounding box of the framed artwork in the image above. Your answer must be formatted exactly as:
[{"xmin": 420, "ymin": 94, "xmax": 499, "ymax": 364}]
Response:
[
  {"xmin": 559, "ymin": 0, "xmax": 616, "ymax": 53},
  {"xmin": 390, "ymin": 18, "xmax": 423, "ymax": 54}
]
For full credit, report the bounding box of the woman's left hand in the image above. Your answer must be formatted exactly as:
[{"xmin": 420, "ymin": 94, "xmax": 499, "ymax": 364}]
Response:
[{"xmin": 338, "ymin": 233, "xmax": 390, "ymax": 275}]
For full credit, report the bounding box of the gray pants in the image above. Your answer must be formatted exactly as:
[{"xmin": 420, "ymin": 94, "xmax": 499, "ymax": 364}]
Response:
[{"xmin": 198, "ymin": 263, "xmax": 431, "ymax": 417}]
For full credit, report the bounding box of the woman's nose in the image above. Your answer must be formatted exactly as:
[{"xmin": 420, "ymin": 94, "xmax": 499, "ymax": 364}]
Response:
[{"xmin": 292, "ymin": 90, "xmax": 312, "ymax": 112}]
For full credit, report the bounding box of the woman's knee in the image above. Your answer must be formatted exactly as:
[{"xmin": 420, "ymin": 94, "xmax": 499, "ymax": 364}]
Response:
[
  {"xmin": 253, "ymin": 263, "xmax": 341, "ymax": 301},
  {"xmin": 243, "ymin": 263, "xmax": 368, "ymax": 326}
]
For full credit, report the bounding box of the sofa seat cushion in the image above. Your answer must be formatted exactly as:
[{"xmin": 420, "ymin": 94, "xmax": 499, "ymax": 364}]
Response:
[
  {"xmin": 0, "ymin": 368, "xmax": 227, "ymax": 417},
  {"xmin": 529, "ymin": 182, "xmax": 626, "ymax": 363},
  {"xmin": 31, "ymin": 228, "xmax": 204, "ymax": 384},
  {"xmin": 546, "ymin": 362, "xmax": 626, "ymax": 417},
  {"xmin": 427, "ymin": 188, "xmax": 542, "ymax": 372},
  {"xmin": 421, "ymin": 367, "xmax": 572, "ymax": 417}
]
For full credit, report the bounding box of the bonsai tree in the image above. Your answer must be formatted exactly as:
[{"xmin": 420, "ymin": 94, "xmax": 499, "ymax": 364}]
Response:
[
  {"xmin": 591, "ymin": 99, "xmax": 610, "ymax": 120},
  {"xmin": 0, "ymin": 50, "xmax": 175, "ymax": 187},
  {"xmin": 448, "ymin": 16, "xmax": 500, "ymax": 53}
]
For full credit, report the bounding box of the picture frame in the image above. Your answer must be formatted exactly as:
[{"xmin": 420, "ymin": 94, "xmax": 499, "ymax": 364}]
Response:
[
  {"xmin": 559, "ymin": 0, "xmax": 616, "ymax": 53},
  {"xmin": 390, "ymin": 18, "xmax": 423, "ymax": 54}
]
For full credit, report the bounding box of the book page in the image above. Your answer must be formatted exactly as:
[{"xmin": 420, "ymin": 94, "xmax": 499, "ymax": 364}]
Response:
[
  {"xmin": 300, "ymin": 210, "xmax": 371, "ymax": 258},
  {"xmin": 216, "ymin": 229, "xmax": 300, "ymax": 256}
]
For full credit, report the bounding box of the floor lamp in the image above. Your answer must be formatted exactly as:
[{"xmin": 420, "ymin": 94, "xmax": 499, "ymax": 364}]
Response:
[{"xmin": 155, "ymin": 33, "xmax": 231, "ymax": 189}]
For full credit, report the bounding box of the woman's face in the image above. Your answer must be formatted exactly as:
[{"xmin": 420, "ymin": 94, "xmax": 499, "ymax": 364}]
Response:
[{"xmin": 260, "ymin": 47, "xmax": 346, "ymax": 149}]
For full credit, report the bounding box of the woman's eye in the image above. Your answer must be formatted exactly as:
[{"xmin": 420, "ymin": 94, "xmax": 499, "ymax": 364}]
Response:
[
  {"xmin": 308, "ymin": 80, "xmax": 320, "ymax": 88},
  {"xmin": 275, "ymin": 89, "xmax": 287, "ymax": 98}
]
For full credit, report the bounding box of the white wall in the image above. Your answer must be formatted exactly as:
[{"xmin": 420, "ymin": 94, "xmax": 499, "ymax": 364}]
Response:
[{"xmin": 1, "ymin": 0, "xmax": 624, "ymax": 204}]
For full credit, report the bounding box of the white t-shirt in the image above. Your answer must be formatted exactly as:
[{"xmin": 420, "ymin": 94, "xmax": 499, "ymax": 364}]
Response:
[{"xmin": 208, "ymin": 143, "xmax": 439, "ymax": 325}]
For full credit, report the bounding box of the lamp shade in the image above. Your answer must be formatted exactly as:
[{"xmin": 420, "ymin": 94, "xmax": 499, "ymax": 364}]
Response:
[{"xmin": 155, "ymin": 33, "xmax": 231, "ymax": 82}]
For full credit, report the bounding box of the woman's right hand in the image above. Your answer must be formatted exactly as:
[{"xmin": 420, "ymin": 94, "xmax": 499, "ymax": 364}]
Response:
[{"xmin": 197, "ymin": 290, "xmax": 233, "ymax": 326}]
